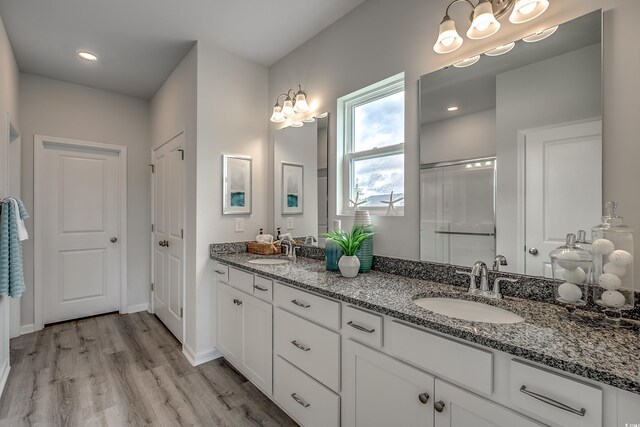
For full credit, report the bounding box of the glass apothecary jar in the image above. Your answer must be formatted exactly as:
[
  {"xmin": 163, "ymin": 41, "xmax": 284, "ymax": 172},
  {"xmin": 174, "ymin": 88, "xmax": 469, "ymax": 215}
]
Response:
[
  {"xmin": 551, "ymin": 233, "xmax": 593, "ymax": 317},
  {"xmin": 591, "ymin": 201, "xmax": 635, "ymax": 324}
]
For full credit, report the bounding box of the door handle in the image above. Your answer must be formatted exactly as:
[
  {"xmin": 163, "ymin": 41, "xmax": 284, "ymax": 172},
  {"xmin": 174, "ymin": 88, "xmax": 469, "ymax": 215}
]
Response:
[
  {"xmin": 110, "ymin": 237, "xmax": 118, "ymax": 243},
  {"xmin": 528, "ymin": 247, "xmax": 539, "ymax": 256}
]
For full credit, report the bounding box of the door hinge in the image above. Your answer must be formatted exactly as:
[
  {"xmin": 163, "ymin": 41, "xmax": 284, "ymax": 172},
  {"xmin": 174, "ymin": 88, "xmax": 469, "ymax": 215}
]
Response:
[
  {"xmin": 180, "ymin": 307, "xmax": 184, "ymax": 318},
  {"xmin": 177, "ymin": 148, "xmax": 184, "ymax": 160},
  {"xmin": 151, "ymin": 282, "xmax": 154, "ymax": 291},
  {"xmin": 149, "ymin": 164, "xmax": 155, "ymax": 173},
  {"xmin": 151, "ymin": 224, "xmax": 154, "ymax": 232},
  {"xmin": 181, "ymin": 229, "xmax": 184, "ymax": 239}
]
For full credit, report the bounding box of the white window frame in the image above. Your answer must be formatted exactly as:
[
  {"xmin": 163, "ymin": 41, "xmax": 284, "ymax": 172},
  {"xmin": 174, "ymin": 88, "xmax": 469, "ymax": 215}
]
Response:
[{"xmin": 337, "ymin": 72, "xmax": 405, "ymax": 216}]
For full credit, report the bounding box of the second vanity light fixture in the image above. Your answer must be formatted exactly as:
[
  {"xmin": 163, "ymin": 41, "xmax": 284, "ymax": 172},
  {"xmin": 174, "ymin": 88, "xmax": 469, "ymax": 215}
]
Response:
[
  {"xmin": 433, "ymin": 0, "xmax": 549, "ymax": 54},
  {"xmin": 269, "ymin": 85, "xmax": 310, "ymax": 123}
]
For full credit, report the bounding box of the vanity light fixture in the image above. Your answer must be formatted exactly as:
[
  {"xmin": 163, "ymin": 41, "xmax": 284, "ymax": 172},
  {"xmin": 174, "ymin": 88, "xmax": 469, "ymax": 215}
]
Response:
[
  {"xmin": 78, "ymin": 50, "xmax": 98, "ymax": 62},
  {"xmin": 447, "ymin": 106, "xmax": 460, "ymax": 111},
  {"xmin": 270, "ymin": 85, "xmax": 310, "ymax": 123},
  {"xmin": 290, "ymin": 122, "xmax": 304, "ymax": 128},
  {"xmin": 453, "ymin": 55, "xmax": 480, "ymax": 68},
  {"xmin": 433, "ymin": 0, "xmax": 549, "ymax": 54},
  {"xmin": 522, "ymin": 25, "xmax": 558, "ymax": 42},
  {"xmin": 485, "ymin": 41, "xmax": 515, "ymax": 56}
]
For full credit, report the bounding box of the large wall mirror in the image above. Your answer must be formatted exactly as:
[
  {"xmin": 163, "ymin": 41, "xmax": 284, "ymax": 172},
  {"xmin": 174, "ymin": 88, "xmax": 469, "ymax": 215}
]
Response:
[
  {"xmin": 273, "ymin": 114, "xmax": 329, "ymax": 246},
  {"xmin": 420, "ymin": 10, "xmax": 602, "ymax": 276}
]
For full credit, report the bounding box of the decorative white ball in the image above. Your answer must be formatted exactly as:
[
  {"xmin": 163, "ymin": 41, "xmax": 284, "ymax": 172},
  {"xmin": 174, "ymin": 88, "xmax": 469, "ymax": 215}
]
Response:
[
  {"xmin": 556, "ymin": 252, "xmax": 582, "ymax": 270},
  {"xmin": 558, "ymin": 282, "xmax": 583, "ymax": 303},
  {"xmin": 603, "ymin": 262, "xmax": 626, "ymax": 277},
  {"xmin": 562, "ymin": 267, "xmax": 586, "ymax": 284},
  {"xmin": 592, "ymin": 238, "xmax": 615, "ymax": 255},
  {"xmin": 609, "ymin": 250, "xmax": 632, "ymax": 267},
  {"xmin": 601, "ymin": 290, "xmax": 626, "ymax": 308},
  {"xmin": 598, "ymin": 273, "xmax": 622, "ymax": 290}
]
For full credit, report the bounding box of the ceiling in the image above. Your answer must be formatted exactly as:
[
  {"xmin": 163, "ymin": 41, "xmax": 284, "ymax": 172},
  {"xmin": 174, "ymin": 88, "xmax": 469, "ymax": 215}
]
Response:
[{"xmin": 0, "ymin": 0, "xmax": 365, "ymax": 99}]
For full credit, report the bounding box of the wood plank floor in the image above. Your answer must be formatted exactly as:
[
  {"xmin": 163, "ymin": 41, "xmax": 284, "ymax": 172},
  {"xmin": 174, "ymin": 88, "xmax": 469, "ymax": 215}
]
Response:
[{"xmin": 0, "ymin": 312, "xmax": 298, "ymax": 427}]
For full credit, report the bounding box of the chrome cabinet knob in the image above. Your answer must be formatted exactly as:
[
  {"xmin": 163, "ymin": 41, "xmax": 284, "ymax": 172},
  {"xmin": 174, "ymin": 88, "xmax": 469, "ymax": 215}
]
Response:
[
  {"xmin": 418, "ymin": 393, "xmax": 430, "ymax": 404},
  {"xmin": 528, "ymin": 247, "xmax": 539, "ymax": 256},
  {"xmin": 434, "ymin": 401, "xmax": 445, "ymax": 413},
  {"xmin": 110, "ymin": 237, "xmax": 118, "ymax": 243}
]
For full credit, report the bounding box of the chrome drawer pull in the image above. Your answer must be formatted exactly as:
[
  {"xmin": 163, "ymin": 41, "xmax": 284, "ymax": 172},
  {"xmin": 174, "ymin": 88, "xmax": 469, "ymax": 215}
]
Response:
[
  {"xmin": 347, "ymin": 321, "xmax": 375, "ymax": 334},
  {"xmin": 519, "ymin": 385, "xmax": 586, "ymax": 416},
  {"xmin": 291, "ymin": 393, "xmax": 310, "ymax": 408},
  {"xmin": 291, "ymin": 340, "xmax": 311, "ymax": 352},
  {"xmin": 254, "ymin": 285, "xmax": 269, "ymax": 292},
  {"xmin": 291, "ymin": 299, "xmax": 310, "ymax": 308},
  {"xmin": 214, "ymin": 270, "xmax": 226, "ymax": 274}
]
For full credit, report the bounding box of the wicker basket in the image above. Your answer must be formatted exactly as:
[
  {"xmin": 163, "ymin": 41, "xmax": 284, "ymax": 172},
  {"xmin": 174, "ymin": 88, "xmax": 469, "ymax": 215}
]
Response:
[{"xmin": 247, "ymin": 241, "xmax": 282, "ymax": 255}]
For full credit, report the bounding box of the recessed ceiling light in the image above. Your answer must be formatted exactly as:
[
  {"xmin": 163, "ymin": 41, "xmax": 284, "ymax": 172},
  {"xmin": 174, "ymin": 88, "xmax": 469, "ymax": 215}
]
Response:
[
  {"xmin": 78, "ymin": 51, "xmax": 98, "ymax": 62},
  {"xmin": 485, "ymin": 42, "xmax": 516, "ymax": 57},
  {"xmin": 453, "ymin": 55, "xmax": 480, "ymax": 68},
  {"xmin": 447, "ymin": 106, "xmax": 459, "ymax": 112},
  {"xmin": 523, "ymin": 25, "xmax": 559, "ymax": 43}
]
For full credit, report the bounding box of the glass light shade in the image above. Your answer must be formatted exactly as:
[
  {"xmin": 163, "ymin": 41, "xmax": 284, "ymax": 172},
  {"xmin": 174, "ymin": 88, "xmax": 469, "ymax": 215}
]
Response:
[
  {"xmin": 270, "ymin": 105, "xmax": 285, "ymax": 123},
  {"xmin": 453, "ymin": 55, "xmax": 480, "ymax": 68},
  {"xmin": 291, "ymin": 122, "xmax": 304, "ymax": 128},
  {"xmin": 485, "ymin": 42, "xmax": 515, "ymax": 56},
  {"xmin": 467, "ymin": 1, "xmax": 500, "ymax": 40},
  {"xmin": 523, "ymin": 25, "xmax": 558, "ymax": 42},
  {"xmin": 433, "ymin": 18, "xmax": 463, "ymax": 54},
  {"xmin": 293, "ymin": 93, "xmax": 310, "ymax": 113},
  {"xmin": 509, "ymin": 0, "xmax": 549, "ymax": 24},
  {"xmin": 282, "ymin": 99, "xmax": 295, "ymax": 117}
]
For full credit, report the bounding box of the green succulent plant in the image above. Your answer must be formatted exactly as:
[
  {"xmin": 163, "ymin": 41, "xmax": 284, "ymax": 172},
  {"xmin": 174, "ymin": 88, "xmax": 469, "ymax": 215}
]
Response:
[{"xmin": 323, "ymin": 225, "xmax": 374, "ymax": 257}]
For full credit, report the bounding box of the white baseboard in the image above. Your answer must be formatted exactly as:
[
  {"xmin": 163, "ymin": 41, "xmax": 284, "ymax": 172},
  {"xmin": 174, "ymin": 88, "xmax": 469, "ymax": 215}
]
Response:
[
  {"xmin": 0, "ymin": 358, "xmax": 10, "ymax": 399},
  {"xmin": 182, "ymin": 344, "xmax": 222, "ymax": 366},
  {"xmin": 127, "ymin": 303, "xmax": 149, "ymax": 314},
  {"xmin": 20, "ymin": 324, "xmax": 35, "ymax": 335}
]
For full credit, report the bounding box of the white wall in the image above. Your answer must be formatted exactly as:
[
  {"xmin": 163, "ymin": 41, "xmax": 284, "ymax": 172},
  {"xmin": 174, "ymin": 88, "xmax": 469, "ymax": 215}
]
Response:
[
  {"xmin": 19, "ymin": 73, "xmax": 152, "ymax": 327},
  {"xmin": 0, "ymin": 13, "xmax": 19, "ymax": 395},
  {"xmin": 268, "ymin": 0, "xmax": 640, "ymax": 272}
]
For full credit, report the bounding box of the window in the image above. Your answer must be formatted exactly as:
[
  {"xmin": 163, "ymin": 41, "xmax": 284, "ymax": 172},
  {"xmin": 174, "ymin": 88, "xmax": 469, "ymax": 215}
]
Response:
[{"xmin": 337, "ymin": 73, "xmax": 405, "ymax": 214}]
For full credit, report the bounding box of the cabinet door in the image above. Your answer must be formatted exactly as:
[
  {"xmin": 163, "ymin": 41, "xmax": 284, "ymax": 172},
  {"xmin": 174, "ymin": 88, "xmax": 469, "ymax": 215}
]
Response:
[
  {"xmin": 217, "ymin": 282, "xmax": 242, "ymax": 364},
  {"xmin": 434, "ymin": 379, "xmax": 542, "ymax": 427},
  {"xmin": 344, "ymin": 339, "xmax": 434, "ymax": 427},
  {"xmin": 241, "ymin": 294, "xmax": 273, "ymax": 396}
]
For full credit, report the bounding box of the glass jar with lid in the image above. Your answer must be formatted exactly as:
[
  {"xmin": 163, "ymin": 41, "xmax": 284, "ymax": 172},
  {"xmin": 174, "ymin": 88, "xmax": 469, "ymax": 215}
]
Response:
[{"xmin": 551, "ymin": 233, "xmax": 593, "ymax": 318}]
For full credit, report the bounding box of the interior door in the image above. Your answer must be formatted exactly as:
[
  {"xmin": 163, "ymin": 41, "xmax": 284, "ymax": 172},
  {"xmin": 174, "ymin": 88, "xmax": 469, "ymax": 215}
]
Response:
[
  {"xmin": 152, "ymin": 134, "xmax": 184, "ymax": 342},
  {"xmin": 41, "ymin": 141, "xmax": 121, "ymax": 324},
  {"xmin": 524, "ymin": 120, "xmax": 602, "ymax": 277}
]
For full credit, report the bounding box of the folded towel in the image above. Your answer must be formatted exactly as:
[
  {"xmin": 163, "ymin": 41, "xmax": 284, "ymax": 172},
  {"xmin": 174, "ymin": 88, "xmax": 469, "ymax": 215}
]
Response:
[
  {"xmin": 255, "ymin": 234, "xmax": 274, "ymax": 244},
  {"xmin": 0, "ymin": 197, "xmax": 28, "ymax": 297}
]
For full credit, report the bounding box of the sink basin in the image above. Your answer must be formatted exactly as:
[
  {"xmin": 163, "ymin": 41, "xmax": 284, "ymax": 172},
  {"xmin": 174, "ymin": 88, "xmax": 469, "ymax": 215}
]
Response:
[
  {"xmin": 247, "ymin": 259, "xmax": 290, "ymax": 265},
  {"xmin": 414, "ymin": 298, "xmax": 524, "ymax": 324}
]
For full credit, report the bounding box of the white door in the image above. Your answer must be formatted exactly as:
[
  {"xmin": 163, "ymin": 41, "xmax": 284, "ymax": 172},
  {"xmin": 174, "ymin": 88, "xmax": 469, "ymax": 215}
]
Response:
[
  {"xmin": 241, "ymin": 293, "xmax": 273, "ymax": 395},
  {"xmin": 524, "ymin": 120, "xmax": 602, "ymax": 277},
  {"xmin": 40, "ymin": 140, "xmax": 123, "ymax": 324},
  {"xmin": 434, "ymin": 379, "xmax": 542, "ymax": 427},
  {"xmin": 152, "ymin": 134, "xmax": 184, "ymax": 341},
  {"xmin": 344, "ymin": 339, "xmax": 434, "ymax": 427}
]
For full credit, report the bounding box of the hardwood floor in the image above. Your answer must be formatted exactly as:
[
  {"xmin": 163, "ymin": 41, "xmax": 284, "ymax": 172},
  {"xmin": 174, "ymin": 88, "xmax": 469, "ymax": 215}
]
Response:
[{"xmin": 0, "ymin": 312, "xmax": 298, "ymax": 426}]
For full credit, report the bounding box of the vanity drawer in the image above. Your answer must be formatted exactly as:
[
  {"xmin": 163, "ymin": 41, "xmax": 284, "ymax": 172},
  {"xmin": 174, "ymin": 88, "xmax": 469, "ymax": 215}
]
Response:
[
  {"xmin": 342, "ymin": 305, "xmax": 383, "ymax": 348},
  {"xmin": 509, "ymin": 360, "xmax": 602, "ymax": 427},
  {"xmin": 274, "ymin": 283, "xmax": 340, "ymax": 330},
  {"xmin": 213, "ymin": 262, "xmax": 229, "ymax": 284},
  {"xmin": 253, "ymin": 276, "xmax": 273, "ymax": 302},
  {"xmin": 388, "ymin": 320, "xmax": 493, "ymax": 395},
  {"xmin": 274, "ymin": 356, "xmax": 340, "ymax": 427},
  {"xmin": 228, "ymin": 267, "xmax": 254, "ymax": 294},
  {"xmin": 275, "ymin": 308, "xmax": 340, "ymax": 392}
]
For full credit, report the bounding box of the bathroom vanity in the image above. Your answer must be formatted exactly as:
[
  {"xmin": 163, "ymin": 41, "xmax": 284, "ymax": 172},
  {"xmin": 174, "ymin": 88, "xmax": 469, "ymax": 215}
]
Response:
[{"xmin": 210, "ymin": 251, "xmax": 639, "ymax": 427}]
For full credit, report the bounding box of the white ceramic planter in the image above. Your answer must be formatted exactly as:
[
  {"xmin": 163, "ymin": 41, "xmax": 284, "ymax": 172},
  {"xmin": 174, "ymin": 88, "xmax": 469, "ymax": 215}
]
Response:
[{"xmin": 339, "ymin": 255, "xmax": 361, "ymax": 278}]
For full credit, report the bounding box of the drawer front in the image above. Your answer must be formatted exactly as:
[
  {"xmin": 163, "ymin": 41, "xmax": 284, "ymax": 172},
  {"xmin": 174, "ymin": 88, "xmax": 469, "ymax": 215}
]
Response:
[
  {"xmin": 274, "ymin": 356, "xmax": 340, "ymax": 427},
  {"xmin": 275, "ymin": 308, "xmax": 341, "ymax": 392},
  {"xmin": 342, "ymin": 305, "xmax": 383, "ymax": 348},
  {"xmin": 388, "ymin": 320, "xmax": 493, "ymax": 395},
  {"xmin": 213, "ymin": 262, "xmax": 229, "ymax": 284},
  {"xmin": 228, "ymin": 266, "xmax": 254, "ymax": 294},
  {"xmin": 253, "ymin": 275, "xmax": 273, "ymax": 302},
  {"xmin": 274, "ymin": 283, "xmax": 340, "ymax": 330},
  {"xmin": 509, "ymin": 360, "xmax": 602, "ymax": 427}
]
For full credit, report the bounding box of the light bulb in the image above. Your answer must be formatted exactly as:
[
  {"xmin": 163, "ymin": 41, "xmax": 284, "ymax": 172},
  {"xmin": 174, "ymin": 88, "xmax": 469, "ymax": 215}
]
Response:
[
  {"xmin": 282, "ymin": 99, "xmax": 295, "ymax": 117},
  {"xmin": 520, "ymin": 2, "xmax": 537, "ymax": 15},
  {"xmin": 467, "ymin": 1, "xmax": 500, "ymax": 40},
  {"xmin": 509, "ymin": 0, "xmax": 549, "ymax": 24},
  {"xmin": 270, "ymin": 105, "xmax": 285, "ymax": 123},
  {"xmin": 433, "ymin": 17, "xmax": 463, "ymax": 54}
]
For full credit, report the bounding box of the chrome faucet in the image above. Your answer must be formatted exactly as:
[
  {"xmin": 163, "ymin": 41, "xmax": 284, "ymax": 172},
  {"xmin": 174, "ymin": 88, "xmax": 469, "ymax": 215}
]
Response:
[
  {"xmin": 493, "ymin": 255, "xmax": 508, "ymax": 271},
  {"xmin": 471, "ymin": 261, "xmax": 489, "ymax": 294},
  {"xmin": 303, "ymin": 236, "xmax": 317, "ymax": 245},
  {"xmin": 281, "ymin": 241, "xmax": 292, "ymax": 256},
  {"xmin": 458, "ymin": 260, "xmax": 518, "ymax": 300}
]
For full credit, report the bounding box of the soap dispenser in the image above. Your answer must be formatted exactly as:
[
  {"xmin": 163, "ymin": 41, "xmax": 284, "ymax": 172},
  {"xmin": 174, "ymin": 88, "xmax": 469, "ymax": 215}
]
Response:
[
  {"xmin": 591, "ymin": 201, "xmax": 635, "ymax": 323},
  {"xmin": 550, "ymin": 233, "xmax": 592, "ymax": 318}
]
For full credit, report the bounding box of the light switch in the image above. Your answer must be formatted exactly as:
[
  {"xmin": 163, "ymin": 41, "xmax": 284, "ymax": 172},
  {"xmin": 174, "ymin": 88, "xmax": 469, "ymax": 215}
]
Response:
[
  {"xmin": 286, "ymin": 217, "xmax": 294, "ymax": 230},
  {"xmin": 235, "ymin": 218, "xmax": 244, "ymax": 232}
]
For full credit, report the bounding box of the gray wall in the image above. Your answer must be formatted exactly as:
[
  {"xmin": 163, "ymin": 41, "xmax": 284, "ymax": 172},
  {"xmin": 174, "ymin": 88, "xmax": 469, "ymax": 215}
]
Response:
[
  {"xmin": 268, "ymin": 0, "xmax": 640, "ymax": 276},
  {"xmin": 18, "ymin": 73, "xmax": 152, "ymax": 326}
]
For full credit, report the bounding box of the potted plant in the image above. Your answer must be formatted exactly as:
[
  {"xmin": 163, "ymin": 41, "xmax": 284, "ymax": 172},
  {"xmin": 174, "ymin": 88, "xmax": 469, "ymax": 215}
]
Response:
[{"xmin": 323, "ymin": 225, "xmax": 374, "ymax": 278}]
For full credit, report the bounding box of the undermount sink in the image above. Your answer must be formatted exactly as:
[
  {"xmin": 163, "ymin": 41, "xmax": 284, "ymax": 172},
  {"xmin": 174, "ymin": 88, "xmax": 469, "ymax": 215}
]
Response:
[
  {"xmin": 247, "ymin": 258, "xmax": 290, "ymax": 265},
  {"xmin": 414, "ymin": 297, "xmax": 524, "ymax": 324}
]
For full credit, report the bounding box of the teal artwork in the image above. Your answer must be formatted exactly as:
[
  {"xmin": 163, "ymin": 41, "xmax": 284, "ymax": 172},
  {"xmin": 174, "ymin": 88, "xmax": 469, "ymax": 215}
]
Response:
[
  {"xmin": 287, "ymin": 194, "xmax": 298, "ymax": 208},
  {"xmin": 230, "ymin": 192, "xmax": 245, "ymax": 207}
]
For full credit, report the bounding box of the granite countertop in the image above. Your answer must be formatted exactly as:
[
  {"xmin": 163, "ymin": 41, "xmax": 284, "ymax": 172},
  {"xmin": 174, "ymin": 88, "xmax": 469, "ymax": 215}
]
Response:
[{"xmin": 211, "ymin": 252, "xmax": 640, "ymax": 395}]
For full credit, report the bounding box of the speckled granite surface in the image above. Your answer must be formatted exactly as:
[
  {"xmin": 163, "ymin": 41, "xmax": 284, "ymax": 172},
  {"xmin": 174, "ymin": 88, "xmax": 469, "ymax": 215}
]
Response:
[{"xmin": 211, "ymin": 252, "xmax": 640, "ymax": 395}]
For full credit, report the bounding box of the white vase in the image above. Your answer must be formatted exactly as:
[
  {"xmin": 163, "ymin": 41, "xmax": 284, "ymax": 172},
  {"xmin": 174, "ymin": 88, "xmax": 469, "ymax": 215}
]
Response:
[{"xmin": 338, "ymin": 255, "xmax": 360, "ymax": 278}]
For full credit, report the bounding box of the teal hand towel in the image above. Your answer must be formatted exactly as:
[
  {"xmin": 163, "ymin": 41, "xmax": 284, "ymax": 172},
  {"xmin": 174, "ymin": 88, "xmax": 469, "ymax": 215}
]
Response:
[{"xmin": 0, "ymin": 198, "xmax": 27, "ymax": 297}]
